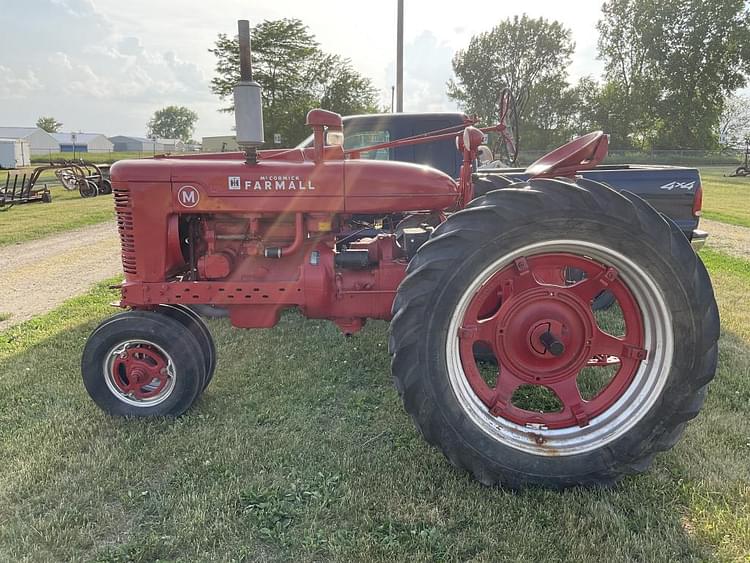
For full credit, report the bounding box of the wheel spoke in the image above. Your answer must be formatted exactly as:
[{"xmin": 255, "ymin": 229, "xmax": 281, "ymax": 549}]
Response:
[
  {"xmin": 509, "ymin": 257, "xmax": 546, "ymax": 293},
  {"xmin": 548, "ymin": 378, "xmax": 589, "ymax": 427},
  {"xmin": 490, "ymin": 369, "xmax": 524, "ymax": 417},
  {"xmin": 591, "ymin": 327, "xmax": 647, "ymax": 361},
  {"xmin": 567, "ymin": 266, "xmax": 619, "ymax": 303},
  {"xmin": 460, "ymin": 317, "xmax": 498, "ymax": 345}
]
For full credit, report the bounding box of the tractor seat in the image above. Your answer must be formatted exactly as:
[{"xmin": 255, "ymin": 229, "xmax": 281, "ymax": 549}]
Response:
[{"xmin": 525, "ymin": 131, "xmax": 608, "ymax": 178}]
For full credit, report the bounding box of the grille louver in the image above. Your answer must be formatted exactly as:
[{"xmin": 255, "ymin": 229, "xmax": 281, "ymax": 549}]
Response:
[{"xmin": 114, "ymin": 187, "xmax": 137, "ymax": 275}]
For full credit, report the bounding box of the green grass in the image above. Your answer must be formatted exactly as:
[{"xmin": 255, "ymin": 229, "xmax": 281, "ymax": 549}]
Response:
[
  {"xmin": 700, "ymin": 167, "xmax": 750, "ymax": 228},
  {"xmin": 30, "ymin": 152, "xmax": 150, "ymax": 165},
  {"xmin": 1, "ymin": 253, "xmax": 749, "ymax": 561},
  {"xmin": 0, "ymin": 186, "xmax": 115, "ymax": 246}
]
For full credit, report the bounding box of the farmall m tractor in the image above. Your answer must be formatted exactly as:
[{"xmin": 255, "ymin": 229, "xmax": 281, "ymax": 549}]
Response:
[{"xmin": 81, "ymin": 21, "xmax": 719, "ymax": 488}]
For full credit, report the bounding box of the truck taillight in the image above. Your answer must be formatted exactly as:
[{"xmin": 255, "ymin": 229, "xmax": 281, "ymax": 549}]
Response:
[{"xmin": 692, "ymin": 183, "xmax": 703, "ymax": 217}]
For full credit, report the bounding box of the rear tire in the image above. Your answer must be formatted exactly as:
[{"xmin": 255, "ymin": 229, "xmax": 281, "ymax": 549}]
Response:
[
  {"xmin": 390, "ymin": 178, "xmax": 719, "ymax": 488},
  {"xmin": 471, "ymin": 173, "xmax": 516, "ymax": 199}
]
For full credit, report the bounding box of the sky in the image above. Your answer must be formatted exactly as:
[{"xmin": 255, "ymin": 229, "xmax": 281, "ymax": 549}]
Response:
[{"xmin": 0, "ymin": 0, "xmax": 607, "ymax": 139}]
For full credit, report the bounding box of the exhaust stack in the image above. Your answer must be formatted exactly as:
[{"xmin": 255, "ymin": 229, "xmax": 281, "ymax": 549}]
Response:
[{"xmin": 234, "ymin": 19, "xmax": 264, "ymax": 164}]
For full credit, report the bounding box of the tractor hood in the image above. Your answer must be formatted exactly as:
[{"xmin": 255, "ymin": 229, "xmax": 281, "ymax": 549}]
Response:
[{"xmin": 110, "ymin": 151, "xmax": 459, "ymax": 214}]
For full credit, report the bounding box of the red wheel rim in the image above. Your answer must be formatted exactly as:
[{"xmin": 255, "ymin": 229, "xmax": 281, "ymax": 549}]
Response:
[
  {"xmin": 457, "ymin": 253, "xmax": 646, "ymax": 430},
  {"xmin": 106, "ymin": 341, "xmax": 175, "ymax": 404}
]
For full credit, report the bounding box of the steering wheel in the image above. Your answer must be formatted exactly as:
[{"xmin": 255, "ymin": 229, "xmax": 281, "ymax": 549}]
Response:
[{"xmin": 495, "ymin": 88, "xmax": 519, "ymax": 165}]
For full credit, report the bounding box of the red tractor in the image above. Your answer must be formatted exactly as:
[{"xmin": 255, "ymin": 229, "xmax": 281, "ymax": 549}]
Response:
[{"xmin": 81, "ymin": 21, "xmax": 719, "ymax": 488}]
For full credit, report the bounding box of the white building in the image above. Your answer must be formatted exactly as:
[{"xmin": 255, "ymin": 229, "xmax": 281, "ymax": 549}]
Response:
[
  {"xmin": 201, "ymin": 135, "xmax": 239, "ymax": 152},
  {"xmin": 0, "ymin": 138, "xmax": 31, "ymax": 168},
  {"xmin": 0, "ymin": 127, "xmax": 60, "ymax": 155},
  {"xmin": 51, "ymin": 132, "xmax": 114, "ymax": 154},
  {"xmin": 157, "ymin": 138, "xmax": 185, "ymax": 152}
]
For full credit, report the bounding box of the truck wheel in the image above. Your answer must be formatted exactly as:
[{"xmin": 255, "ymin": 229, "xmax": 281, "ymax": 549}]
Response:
[
  {"xmin": 390, "ymin": 177, "xmax": 719, "ymax": 488},
  {"xmin": 82, "ymin": 311, "xmax": 206, "ymax": 417}
]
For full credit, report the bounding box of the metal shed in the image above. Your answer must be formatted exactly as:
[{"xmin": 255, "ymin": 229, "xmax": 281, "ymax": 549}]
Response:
[
  {"xmin": 51, "ymin": 132, "xmax": 114, "ymax": 154},
  {"xmin": 0, "ymin": 127, "xmax": 60, "ymax": 155},
  {"xmin": 0, "ymin": 138, "xmax": 31, "ymax": 168},
  {"xmin": 108, "ymin": 136, "xmax": 167, "ymax": 153}
]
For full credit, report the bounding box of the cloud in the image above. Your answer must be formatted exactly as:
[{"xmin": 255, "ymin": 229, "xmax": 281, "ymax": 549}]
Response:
[
  {"xmin": 0, "ymin": 66, "xmax": 42, "ymax": 100},
  {"xmin": 0, "ymin": 0, "xmax": 214, "ymax": 135},
  {"xmin": 383, "ymin": 31, "xmax": 459, "ymax": 112}
]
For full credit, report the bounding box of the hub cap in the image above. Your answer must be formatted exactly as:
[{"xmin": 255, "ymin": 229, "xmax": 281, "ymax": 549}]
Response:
[
  {"xmin": 104, "ymin": 340, "xmax": 176, "ymax": 407},
  {"xmin": 446, "ymin": 241, "xmax": 673, "ymax": 456}
]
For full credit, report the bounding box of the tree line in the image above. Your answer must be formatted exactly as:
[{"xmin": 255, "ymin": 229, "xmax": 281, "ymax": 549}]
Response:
[
  {"xmin": 206, "ymin": 1, "xmax": 750, "ymax": 150},
  {"xmin": 450, "ymin": 0, "xmax": 750, "ymax": 150}
]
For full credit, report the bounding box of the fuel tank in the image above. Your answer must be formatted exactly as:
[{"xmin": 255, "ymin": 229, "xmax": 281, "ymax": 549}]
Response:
[
  {"xmin": 344, "ymin": 158, "xmax": 458, "ymax": 213},
  {"xmin": 111, "ymin": 148, "xmax": 459, "ymax": 215}
]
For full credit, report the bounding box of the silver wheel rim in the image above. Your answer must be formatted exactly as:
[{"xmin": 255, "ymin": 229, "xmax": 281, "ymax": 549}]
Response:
[
  {"xmin": 103, "ymin": 339, "xmax": 177, "ymax": 407},
  {"xmin": 445, "ymin": 239, "xmax": 674, "ymax": 456}
]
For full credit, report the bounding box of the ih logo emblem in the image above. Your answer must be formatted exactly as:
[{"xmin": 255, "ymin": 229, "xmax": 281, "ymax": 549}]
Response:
[
  {"xmin": 228, "ymin": 176, "xmax": 241, "ymax": 190},
  {"xmin": 177, "ymin": 185, "xmax": 200, "ymax": 207}
]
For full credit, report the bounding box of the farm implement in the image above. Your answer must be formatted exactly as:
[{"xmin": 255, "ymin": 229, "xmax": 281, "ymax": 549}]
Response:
[
  {"xmin": 1, "ymin": 167, "xmax": 53, "ymax": 211},
  {"xmin": 54, "ymin": 160, "xmax": 112, "ymax": 197},
  {"xmin": 728, "ymin": 139, "xmax": 750, "ymax": 177},
  {"xmin": 80, "ymin": 20, "xmax": 719, "ymax": 489}
]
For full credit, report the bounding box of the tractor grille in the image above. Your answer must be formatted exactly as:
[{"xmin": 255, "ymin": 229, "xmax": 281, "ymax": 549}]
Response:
[{"xmin": 114, "ymin": 186, "xmax": 137, "ymax": 275}]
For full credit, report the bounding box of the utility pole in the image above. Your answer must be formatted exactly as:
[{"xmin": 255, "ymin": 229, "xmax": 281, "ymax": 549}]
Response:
[{"xmin": 396, "ymin": 0, "xmax": 404, "ymax": 112}]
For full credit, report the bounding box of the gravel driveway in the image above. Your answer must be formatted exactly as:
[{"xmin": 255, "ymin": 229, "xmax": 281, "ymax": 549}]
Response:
[
  {"xmin": 702, "ymin": 218, "xmax": 750, "ymax": 261},
  {"xmin": 0, "ymin": 222, "xmax": 122, "ymax": 330}
]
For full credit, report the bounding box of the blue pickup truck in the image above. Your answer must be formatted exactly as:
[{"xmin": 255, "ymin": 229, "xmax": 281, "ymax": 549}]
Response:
[{"xmin": 306, "ymin": 112, "xmax": 707, "ymax": 250}]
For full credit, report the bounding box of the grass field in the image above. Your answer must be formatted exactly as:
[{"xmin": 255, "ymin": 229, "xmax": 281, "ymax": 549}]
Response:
[
  {"xmin": 700, "ymin": 167, "xmax": 750, "ymax": 228},
  {"xmin": 0, "ymin": 186, "xmax": 114, "ymax": 246},
  {"xmin": 0, "ymin": 249, "xmax": 748, "ymax": 562},
  {"xmin": 29, "ymin": 152, "xmax": 150, "ymax": 165}
]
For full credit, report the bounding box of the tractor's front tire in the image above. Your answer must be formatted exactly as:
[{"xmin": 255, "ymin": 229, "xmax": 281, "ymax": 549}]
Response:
[
  {"xmin": 82, "ymin": 311, "xmax": 206, "ymax": 417},
  {"xmin": 389, "ymin": 178, "xmax": 719, "ymax": 488}
]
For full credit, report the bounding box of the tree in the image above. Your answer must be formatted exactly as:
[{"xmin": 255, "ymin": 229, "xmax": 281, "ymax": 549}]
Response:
[
  {"xmin": 719, "ymin": 94, "xmax": 750, "ymax": 148},
  {"xmin": 448, "ymin": 15, "xmax": 575, "ymax": 148},
  {"xmin": 209, "ymin": 18, "xmax": 379, "ymax": 146},
  {"xmin": 36, "ymin": 116, "xmax": 62, "ymax": 132},
  {"xmin": 146, "ymin": 106, "xmax": 198, "ymax": 141},
  {"xmin": 598, "ymin": 0, "xmax": 750, "ymax": 149}
]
